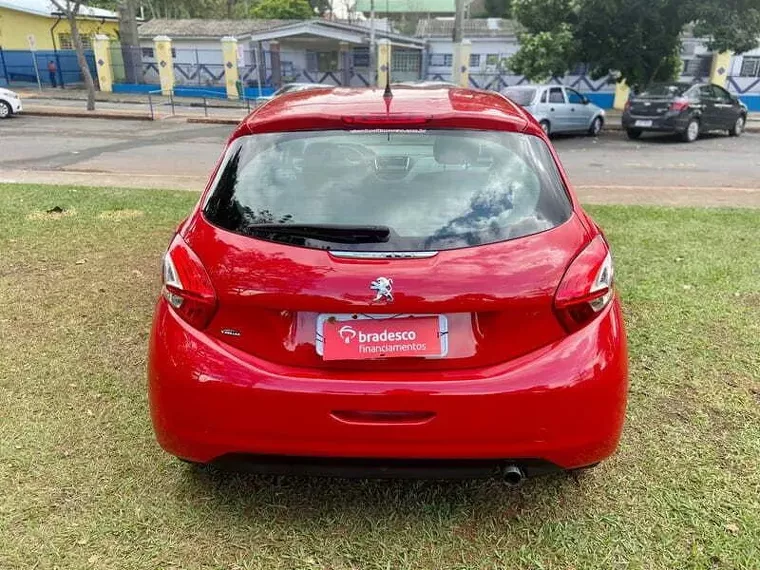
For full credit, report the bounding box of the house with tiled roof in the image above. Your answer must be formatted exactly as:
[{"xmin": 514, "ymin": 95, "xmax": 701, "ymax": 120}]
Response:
[{"xmin": 136, "ymin": 18, "xmax": 426, "ymax": 88}]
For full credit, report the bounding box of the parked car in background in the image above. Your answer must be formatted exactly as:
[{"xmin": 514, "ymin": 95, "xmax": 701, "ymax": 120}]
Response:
[
  {"xmin": 0, "ymin": 88, "xmax": 22, "ymax": 119},
  {"xmin": 504, "ymin": 85, "xmax": 606, "ymax": 136},
  {"xmin": 622, "ymin": 82, "xmax": 748, "ymax": 142},
  {"xmin": 258, "ymin": 82, "xmax": 328, "ymax": 102},
  {"xmin": 149, "ymin": 86, "xmax": 628, "ymax": 482}
]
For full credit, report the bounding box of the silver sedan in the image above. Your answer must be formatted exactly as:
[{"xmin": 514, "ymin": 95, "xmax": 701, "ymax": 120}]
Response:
[{"xmin": 504, "ymin": 85, "xmax": 606, "ymax": 136}]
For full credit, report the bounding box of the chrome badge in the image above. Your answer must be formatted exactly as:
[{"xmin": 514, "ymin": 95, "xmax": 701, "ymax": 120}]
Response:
[{"xmin": 370, "ymin": 277, "xmax": 393, "ymax": 302}]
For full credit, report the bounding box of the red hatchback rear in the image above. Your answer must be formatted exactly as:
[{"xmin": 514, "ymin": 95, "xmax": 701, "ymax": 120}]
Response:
[{"xmin": 148, "ymin": 86, "xmax": 627, "ymax": 480}]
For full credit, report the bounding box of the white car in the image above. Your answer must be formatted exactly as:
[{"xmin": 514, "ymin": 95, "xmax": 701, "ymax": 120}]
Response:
[
  {"xmin": 257, "ymin": 82, "xmax": 328, "ymax": 103},
  {"xmin": 0, "ymin": 88, "xmax": 22, "ymax": 118}
]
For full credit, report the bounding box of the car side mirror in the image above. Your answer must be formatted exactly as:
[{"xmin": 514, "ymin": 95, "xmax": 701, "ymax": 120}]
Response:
[{"xmin": 582, "ymin": 97, "xmax": 590, "ymax": 105}]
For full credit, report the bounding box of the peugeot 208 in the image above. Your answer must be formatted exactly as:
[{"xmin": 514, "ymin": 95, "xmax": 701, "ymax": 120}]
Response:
[{"xmin": 148, "ymin": 86, "xmax": 628, "ymax": 481}]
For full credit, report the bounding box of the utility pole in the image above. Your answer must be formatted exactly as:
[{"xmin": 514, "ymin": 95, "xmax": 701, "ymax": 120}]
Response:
[
  {"xmin": 451, "ymin": 0, "xmax": 470, "ymax": 86},
  {"xmin": 370, "ymin": 0, "xmax": 376, "ymax": 86},
  {"xmin": 452, "ymin": 0, "xmax": 464, "ymax": 44}
]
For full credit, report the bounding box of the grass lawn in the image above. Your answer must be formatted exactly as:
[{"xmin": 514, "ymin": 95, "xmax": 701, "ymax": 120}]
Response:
[{"xmin": 1, "ymin": 183, "xmax": 759, "ymax": 570}]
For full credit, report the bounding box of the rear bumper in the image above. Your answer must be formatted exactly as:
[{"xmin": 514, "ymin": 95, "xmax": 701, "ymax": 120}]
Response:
[
  {"xmin": 148, "ymin": 299, "xmax": 628, "ymax": 471},
  {"xmin": 622, "ymin": 112, "xmax": 689, "ymax": 132}
]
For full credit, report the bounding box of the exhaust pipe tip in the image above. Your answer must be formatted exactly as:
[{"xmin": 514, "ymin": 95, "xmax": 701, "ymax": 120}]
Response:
[{"xmin": 503, "ymin": 465, "xmax": 525, "ymax": 487}]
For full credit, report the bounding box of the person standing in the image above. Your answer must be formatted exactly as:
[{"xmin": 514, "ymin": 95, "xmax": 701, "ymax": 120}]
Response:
[{"xmin": 48, "ymin": 60, "xmax": 58, "ymax": 88}]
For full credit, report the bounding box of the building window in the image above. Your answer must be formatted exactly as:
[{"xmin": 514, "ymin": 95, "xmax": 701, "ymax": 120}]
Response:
[
  {"xmin": 142, "ymin": 48, "xmax": 154, "ymax": 59},
  {"xmin": 740, "ymin": 56, "xmax": 760, "ymax": 77},
  {"xmin": 429, "ymin": 53, "xmax": 452, "ymax": 67},
  {"xmin": 485, "ymin": 54, "xmax": 499, "ymax": 67},
  {"xmin": 683, "ymin": 55, "xmax": 712, "ymax": 77},
  {"xmin": 307, "ymin": 50, "xmax": 338, "ymax": 72},
  {"xmin": 58, "ymin": 33, "xmax": 92, "ymax": 50},
  {"xmin": 469, "ymin": 54, "xmax": 480, "ymax": 68},
  {"xmin": 352, "ymin": 47, "xmax": 370, "ymax": 68},
  {"xmin": 392, "ymin": 50, "xmax": 420, "ymax": 72}
]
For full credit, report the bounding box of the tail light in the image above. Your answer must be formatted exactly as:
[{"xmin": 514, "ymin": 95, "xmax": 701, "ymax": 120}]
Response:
[
  {"xmin": 554, "ymin": 235, "xmax": 614, "ymax": 333},
  {"xmin": 162, "ymin": 235, "xmax": 217, "ymax": 329},
  {"xmin": 623, "ymin": 100, "xmax": 632, "ymax": 113},
  {"xmin": 670, "ymin": 98, "xmax": 689, "ymax": 112}
]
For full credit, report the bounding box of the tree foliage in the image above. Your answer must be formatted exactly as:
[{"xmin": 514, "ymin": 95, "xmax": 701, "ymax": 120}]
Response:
[
  {"xmin": 91, "ymin": 0, "xmax": 329, "ymax": 18},
  {"xmin": 692, "ymin": 0, "xmax": 760, "ymax": 54},
  {"xmin": 508, "ymin": 25, "xmax": 578, "ymax": 80},
  {"xmin": 509, "ymin": 0, "xmax": 760, "ymax": 87},
  {"xmin": 248, "ymin": 0, "xmax": 314, "ymax": 18},
  {"xmin": 481, "ymin": 0, "xmax": 512, "ymax": 18}
]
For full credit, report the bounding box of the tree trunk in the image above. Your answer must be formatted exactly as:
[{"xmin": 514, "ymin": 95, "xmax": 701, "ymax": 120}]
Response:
[
  {"xmin": 67, "ymin": 12, "xmax": 96, "ymax": 111},
  {"xmin": 118, "ymin": 0, "xmax": 143, "ymax": 84}
]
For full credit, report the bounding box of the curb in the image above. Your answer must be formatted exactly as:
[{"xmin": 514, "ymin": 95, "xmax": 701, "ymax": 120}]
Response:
[
  {"xmin": 23, "ymin": 109, "xmax": 154, "ymax": 121},
  {"xmin": 604, "ymin": 122, "xmax": 760, "ymax": 133},
  {"xmin": 187, "ymin": 117, "xmax": 241, "ymax": 125}
]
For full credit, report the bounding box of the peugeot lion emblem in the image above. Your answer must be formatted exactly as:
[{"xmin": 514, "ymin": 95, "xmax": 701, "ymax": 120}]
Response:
[{"xmin": 370, "ymin": 277, "xmax": 393, "ymax": 302}]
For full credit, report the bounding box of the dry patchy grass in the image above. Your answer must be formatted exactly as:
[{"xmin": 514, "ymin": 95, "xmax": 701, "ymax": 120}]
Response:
[{"xmin": 0, "ymin": 184, "xmax": 759, "ymax": 569}]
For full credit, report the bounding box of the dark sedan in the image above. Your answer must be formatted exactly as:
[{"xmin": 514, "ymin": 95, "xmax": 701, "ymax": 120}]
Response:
[{"xmin": 622, "ymin": 82, "xmax": 748, "ymax": 142}]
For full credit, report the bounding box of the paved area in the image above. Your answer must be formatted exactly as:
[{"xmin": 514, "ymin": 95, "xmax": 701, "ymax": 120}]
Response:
[{"xmin": 1, "ymin": 114, "xmax": 759, "ymax": 207}]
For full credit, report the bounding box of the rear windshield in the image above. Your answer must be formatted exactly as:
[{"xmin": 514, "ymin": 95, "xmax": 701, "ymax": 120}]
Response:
[
  {"xmin": 504, "ymin": 88, "xmax": 537, "ymax": 106},
  {"xmin": 204, "ymin": 129, "xmax": 572, "ymax": 252},
  {"xmin": 637, "ymin": 84, "xmax": 688, "ymax": 98}
]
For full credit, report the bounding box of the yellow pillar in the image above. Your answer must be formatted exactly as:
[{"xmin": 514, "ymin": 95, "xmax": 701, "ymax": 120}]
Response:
[
  {"xmin": 221, "ymin": 36, "xmax": 240, "ymax": 99},
  {"xmin": 452, "ymin": 39, "xmax": 471, "ymax": 88},
  {"xmin": 709, "ymin": 51, "xmax": 732, "ymax": 88},
  {"xmin": 153, "ymin": 35, "xmax": 175, "ymax": 96},
  {"xmin": 377, "ymin": 39, "xmax": 391, "ymax": 88},
  {"xmin": 92, "ymin": 34, "xmax": 113, "ymax": 93},
  {"xmin": 613, "ymin": 79, "xmax": 630, "ymax": 110}
]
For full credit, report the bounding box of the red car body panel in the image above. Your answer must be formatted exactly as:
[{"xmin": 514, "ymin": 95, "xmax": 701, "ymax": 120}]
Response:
[
  {"xmin": 148, "ymin": 86, "xmax": 628, "ymax": 473},
  {"xmin": 186, "ymin": 213, "xmax": 589, "ymax": 371}
]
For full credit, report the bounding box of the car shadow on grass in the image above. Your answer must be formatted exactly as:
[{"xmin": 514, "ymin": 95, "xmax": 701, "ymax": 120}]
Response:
[{"xmin": 172, "ymin": 462, "xmax": 593, "ymax": 524}]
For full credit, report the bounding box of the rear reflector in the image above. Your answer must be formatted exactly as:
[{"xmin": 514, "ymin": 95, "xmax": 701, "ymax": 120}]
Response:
[
  {"xmin": 554, "ymin": 235, "xmax": 614, "ymax": 333},
  {"xmin": 162, "ymin": 235, "xmax": 217, "ymax": 330}
]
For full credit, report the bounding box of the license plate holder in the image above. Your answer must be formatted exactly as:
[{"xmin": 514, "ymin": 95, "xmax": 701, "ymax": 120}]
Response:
[{"xmin": 316, "ymin": 314, "xmax": 449, "ymax": 361}]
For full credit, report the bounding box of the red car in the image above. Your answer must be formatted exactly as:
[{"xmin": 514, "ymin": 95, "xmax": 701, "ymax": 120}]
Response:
[{"xmin": 149, "ymin": 86, "xmax": 628, "ymax": 482}]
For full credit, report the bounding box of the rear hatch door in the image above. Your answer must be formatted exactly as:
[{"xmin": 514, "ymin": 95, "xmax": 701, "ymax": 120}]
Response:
[{"xmin": 191, "ymin": 127, "xmax": 587, "ymax": 373}]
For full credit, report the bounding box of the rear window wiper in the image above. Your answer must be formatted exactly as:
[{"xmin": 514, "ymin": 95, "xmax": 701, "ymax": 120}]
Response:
[{"xmin": 242, "ymin": 223, "xmax": 391, "ymax": 244}]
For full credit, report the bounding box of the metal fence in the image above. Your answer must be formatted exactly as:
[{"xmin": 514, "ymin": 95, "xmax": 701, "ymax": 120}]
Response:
[{"xmin": 0, "ymin": 48, "xmax": 96, "ymax": 88}]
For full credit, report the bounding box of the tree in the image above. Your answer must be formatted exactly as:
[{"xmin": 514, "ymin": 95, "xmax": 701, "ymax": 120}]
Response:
[
  {"xmin": 575, "ymin": 0, "xmax": 686, "ymax": 86},
  {"xmin": 50, "ymin": 0, "xmax": 97, "ymax": 110},
  {"xmin": 310, "ymin": 0, "xmax": 332, "ymax": 17},
  {"xmin": 508, "ymin": 0, "xmax": 760, "ymax": 88},
  {"xmin": 507, "ymin": 25, "xmax": 578, "ymax": 81},
  {"xmin": 134, "ymin": 0, "xmax": 237, "ymax": 19},
  {"xmin": 692, "ymin": 0, "xmax": 760, "ymax": 54},
  {"xmin": 249, "ymin": 0, "xmax": 314, "ymax": 19},
  {"xmin": 117, "ymin": 0, "xmax": 142, "ymax": 84},
  {"xmin": 481, "ymin": 0, "xmax": 511, "ymax": 17}
]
